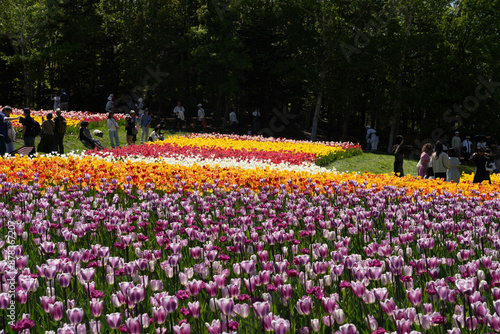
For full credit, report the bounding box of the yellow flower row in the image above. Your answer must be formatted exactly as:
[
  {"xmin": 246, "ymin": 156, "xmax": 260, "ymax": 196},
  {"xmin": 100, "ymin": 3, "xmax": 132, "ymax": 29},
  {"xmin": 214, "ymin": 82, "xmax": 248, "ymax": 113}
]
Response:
[
  {"xmin": 2, "ymin": 155, "xmax": 499, "ymax": 199},
  {"xmin": 150, "ymin": 135, "xmax": 349, "ymax": 158}
]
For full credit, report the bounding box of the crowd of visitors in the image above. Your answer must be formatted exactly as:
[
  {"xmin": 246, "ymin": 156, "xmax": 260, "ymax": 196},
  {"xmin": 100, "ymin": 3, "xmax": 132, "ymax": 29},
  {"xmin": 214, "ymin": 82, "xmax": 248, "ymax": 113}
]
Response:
[{"xmin": 391, "ymin": 130, "xmax": 498, "ymax": 184}]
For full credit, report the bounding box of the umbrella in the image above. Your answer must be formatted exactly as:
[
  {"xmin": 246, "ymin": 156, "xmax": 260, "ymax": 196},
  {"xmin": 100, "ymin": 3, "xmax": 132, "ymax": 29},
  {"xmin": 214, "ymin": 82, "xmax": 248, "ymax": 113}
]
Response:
[{"xmin": 473, "ymin": 134, "xmax": 485, "ymax": 141}]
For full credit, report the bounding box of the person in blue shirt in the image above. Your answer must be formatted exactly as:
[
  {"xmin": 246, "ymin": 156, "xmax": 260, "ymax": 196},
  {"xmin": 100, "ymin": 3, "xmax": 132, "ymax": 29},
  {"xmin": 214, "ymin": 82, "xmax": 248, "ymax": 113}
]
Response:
[{"xmin": 140, "ymin": 108, "xmax": 152, "ymax": 144}]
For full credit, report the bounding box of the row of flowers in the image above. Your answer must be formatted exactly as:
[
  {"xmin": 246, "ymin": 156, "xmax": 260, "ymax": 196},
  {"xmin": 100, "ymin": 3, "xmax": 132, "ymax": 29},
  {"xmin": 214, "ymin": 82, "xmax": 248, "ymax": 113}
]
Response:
[
  {"xmin": 87, "ymin": 134, "xmax": 362, "ymax": 167},
  {"xmin": 1, "ymin": 107, "xmax": 125, "ymax": 133},
  {"xmin": 1, "ymin": 175, "xmax": 500, "ymax": 334},
  {"xmin": 0, "ymin": 154, "xmax": 498, "ymax": 199}
]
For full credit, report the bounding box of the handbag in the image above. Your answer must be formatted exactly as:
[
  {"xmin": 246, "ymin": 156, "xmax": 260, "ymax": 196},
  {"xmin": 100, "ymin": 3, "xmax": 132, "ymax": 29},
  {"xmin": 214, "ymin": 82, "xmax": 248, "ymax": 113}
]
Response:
[
  {"xmin": 416, "ymin": 160, "xmax": 422, "ymax": 168},
  {"xmin": 132, "ymin": 125, "xmax": 138, "ymax": 135}
]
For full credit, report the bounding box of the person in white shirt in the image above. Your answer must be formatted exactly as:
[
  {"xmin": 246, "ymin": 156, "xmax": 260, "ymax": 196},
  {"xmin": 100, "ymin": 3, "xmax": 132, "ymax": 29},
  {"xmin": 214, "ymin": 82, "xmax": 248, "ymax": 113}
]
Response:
[
  {"xmin": 51, "ymin": 93, "xmax": 60, "ymax": 111},
  {"xmin": 451, "ymin": 131, "xmax": 461, "ymax": 160},
  {"xmin": 107, "ymin": 112, "xmax": 120, "ymax": 148},
  {"xmin": 429, "ymin": 141, "xmax": 450, "ymax": 180},
  {"xmin": 462, "ymin": 135, "xmax": 473, "ymax": 162},
  {"xmin": 172, "ymin": 101, "xmax": 185, "ymax": 132},
  {"xmin": 197, "ymin": 104, "xmax": 205, "ymax": 132},
  {"xmin": 229, "ymin": 111, "xmax": 238, "ymax": 134}
]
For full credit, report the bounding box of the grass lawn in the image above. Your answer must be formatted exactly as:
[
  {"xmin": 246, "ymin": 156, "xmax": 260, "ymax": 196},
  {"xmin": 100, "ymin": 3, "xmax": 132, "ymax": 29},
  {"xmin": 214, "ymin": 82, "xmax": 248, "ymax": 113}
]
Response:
[
  {"xmin": 12, "ymin": 120, "xmax": 190, "ymax": 154},
  {"xmin": 328, "ymin": 150, "xmax": 476, "ymax": 175}
]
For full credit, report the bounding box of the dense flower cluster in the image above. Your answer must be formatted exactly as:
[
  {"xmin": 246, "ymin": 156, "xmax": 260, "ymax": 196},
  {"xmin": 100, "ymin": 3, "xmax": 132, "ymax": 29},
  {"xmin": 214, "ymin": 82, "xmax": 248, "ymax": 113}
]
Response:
[
  {"xmin": 0, "ymin": 174, "xmax": 500, "ymax": 334},
  {"xmin": 0, "ymin": 132, "xmax": 499, "ymax": 334},
  {"xmin": 1, "ymin": 107, "xmax": 125, "ymax": 132},
  {"xmin": 88, "ymin": 134, "xmax": 362, "ymax": 168}
]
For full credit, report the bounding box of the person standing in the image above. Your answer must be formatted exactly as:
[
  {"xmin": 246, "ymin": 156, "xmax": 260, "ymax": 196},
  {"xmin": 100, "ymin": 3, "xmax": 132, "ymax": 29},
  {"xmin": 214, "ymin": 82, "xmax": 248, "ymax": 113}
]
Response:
[
  {"xmin": 21, "ymin": 108, "xmax": 37, "ymax": 155},
  {"xmin": 53, "ymin": 108, "xmax": 66, "ymax": 154},
  {"xmin": 125, "ymin": 114, "xmax": 137, "ymax": 146},
  {"xmin": 136, "ymin": 98, "xmax": 145, "ymax": 116},
  {"xmin": 472, "ymin": 148, "xmax": 491, "ymax": 184},
  {"xmin": 252, "ymin": 109, "xmax": 261, "ymax": 135},
  {"xmin": 105, "ymin": 94, "xmax": 114, "ymax": 113},
  {"xmin": 59, "ymin": 89, "xmax": 69, "ymax": 111},
  {"xmin": 430, "ymin": 141, "xmax": 450, "ymax": 180},
  {"xmin": 197, "ymin": 104, "xmax": 205, "ymax": 132},
  {"xmin": 140, "ymin": 108, "xmax": 152, "ymax": 144},
  {"xmin": 451, "ymin": 131, "xmax": 461, "ymax": 160},
  {"xmin": 447, "ymin": 148, "xmax": 461, "ymax": 183},
  {"xmin": 392, "ymin": 135, "xmax": 404, "ymax": 177},
  {"xmin": 462, "ymin": 135, "xmax": 473, "ymax": 163},
  {"xmin": 366, "ymin": 126, "xmax": 377, "ymax": 151},
  {"xmin": 38, "ymin": 113, "xmax": 57, "ymax": 153},
  {"xmin": 51, "ymin": 92, "xmax": 60, "ymax": 111},
  {"xmin": 229, "ymin": 110, "xmax": 238, "ymax": 135},
  {"xmin": 2, "ymin": 106, "xmax": 19, "ymax": 154},
  {"xmin": 370, "ymin": 130, "xmax": 379, "ymax": 151},
  {"xmin": 172, "ymin": 101, "xmax": 185, "ymax": 132},
  {"xmin": 418, "ymin": 143, "xmax": 432, "ymax": 178},
  {"xmin": 107, "ymin": 112, "xmax": 120, "ymax": 148}
]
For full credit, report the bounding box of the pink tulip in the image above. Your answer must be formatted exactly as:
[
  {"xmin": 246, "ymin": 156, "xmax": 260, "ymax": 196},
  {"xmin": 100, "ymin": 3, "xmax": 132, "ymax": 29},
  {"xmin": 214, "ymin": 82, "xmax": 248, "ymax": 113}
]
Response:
[
  {"xmin": 217, "ymin": 298, "xmax": 234, "ymax": 316},
  {"xmin": 90, "ymin": 300, "xmax": 103, "ymax": 317},
  {"xmin": 205, "ymin": 319, "xmax": 222, "ymax": 334},
  {"xmin": 188, "ymin": 301, "xmax": 200, "ymax": 318},
  {"xmin": 126, "ymin": 316, "xmax": 141, "ymax": 334},
  {"xmin": 406, "ymin": 288, "xmax": 422, "ymax": 306},
  {"xmin": 153, "ymin": 306, "xmax": 167, "ymax": 324}
]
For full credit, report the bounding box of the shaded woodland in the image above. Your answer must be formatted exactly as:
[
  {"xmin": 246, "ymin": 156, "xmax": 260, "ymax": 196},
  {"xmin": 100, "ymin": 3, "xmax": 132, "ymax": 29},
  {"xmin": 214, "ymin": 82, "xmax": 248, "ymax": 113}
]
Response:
[{"xmin": 1, "ymin": 0, "xmax": 500, "ymax": 150}]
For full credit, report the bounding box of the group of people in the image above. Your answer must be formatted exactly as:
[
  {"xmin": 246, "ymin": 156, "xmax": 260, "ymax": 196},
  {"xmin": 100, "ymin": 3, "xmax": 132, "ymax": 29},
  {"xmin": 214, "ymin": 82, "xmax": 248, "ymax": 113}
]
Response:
[
  {"xmin": 391, "ymin": 131, "xmax": 496, "ymax": 184},
  {"xmin": 51, "ymin": 89, "xmax": 69, "ymax": 111},
  {"xmin": 0, "ymin": 107, "xmax": 67, "ymax": 156}
]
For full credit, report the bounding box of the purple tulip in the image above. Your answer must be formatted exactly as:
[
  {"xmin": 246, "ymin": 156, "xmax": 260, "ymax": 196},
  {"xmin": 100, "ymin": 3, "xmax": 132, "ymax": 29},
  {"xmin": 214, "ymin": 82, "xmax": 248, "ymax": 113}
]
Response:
[
  {"xmin": 321, "ymin": 295, "xmax": 336, "ymax": 314},
  {"xmin": 217, "ymin": 298, "xmax": 234, "ymax": 316},
  {"xmin": 173, "ymin": 322, "xmax": 191, "ymax": 334},
  {"xmin": 406, "ymin": 288, "xmax": 422, "ymax": 306},
  {"xmin": 161, "ymin": 295, "xmax": 179, "ymax": 313},
  {"xmin": 90, "ymin": 300, "xmax": 104, "ymax": 317},
  {"xmin": 206, "ymin": 319, "xmax": 222, "ymax": 334},
  {"xmin": 66, "ymin": 307, "xmax": 84, "ymax": 324},
  {"xmin": 153, "ymin": 306, "xmax": 167, "ymax": 324},
  {"xmin": 188, "ymin": 301, "xmax": 201, "ymax": 318},
  {"xmin": 49, "ymin": 301, "xmax": 64, "ymax": 321},
  {"xmin": 126, "ymin": 316, "xmax": 142, "ymax": 334},
  {"xmin": 106, "ymin": 312, "xmax": 122, "ymax": 329},
  {"xmin": 297, "ymin": 296, "xmax": 313, "ymax": 315},
  {"xmin": 253, "ymin": 301, "xmax": 271, "ymax": 319}
]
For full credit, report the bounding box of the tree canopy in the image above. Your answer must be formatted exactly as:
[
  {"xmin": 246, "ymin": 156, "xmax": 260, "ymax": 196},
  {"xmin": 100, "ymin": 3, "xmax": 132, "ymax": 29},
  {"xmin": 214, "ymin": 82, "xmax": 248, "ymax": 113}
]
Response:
[{"xmin": 1, "ymin": 0, "xmax": 499, "ymax": 149}]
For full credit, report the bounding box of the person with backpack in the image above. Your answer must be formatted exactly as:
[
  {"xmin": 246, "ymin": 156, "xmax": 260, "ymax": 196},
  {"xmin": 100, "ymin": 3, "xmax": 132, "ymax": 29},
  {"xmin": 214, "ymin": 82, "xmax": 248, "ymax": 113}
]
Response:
[
  {"xmin": 37, "ymin": 113, "xmax": 57, "ymax": 154},
  {"xmin": 21, "ymin": 108, "xmax": 40, "ymax": 156},
  {"xmin": 54, "ymin": 108, "xmax": 67, "ymax": 154}
]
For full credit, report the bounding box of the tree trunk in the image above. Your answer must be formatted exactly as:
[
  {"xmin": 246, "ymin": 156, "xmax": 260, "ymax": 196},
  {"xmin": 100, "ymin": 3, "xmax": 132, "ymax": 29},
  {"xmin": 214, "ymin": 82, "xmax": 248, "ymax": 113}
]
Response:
[
  {"xmin": 310, "ymin": 90, "xmax": 323, "ymax": 142},
  {"xmin": 387, "ymin": 3, "xmax": 414, "ymax": 152},
  {"xmin": 341, "ymin": 100, "xmax": 351, "ymax": 142}
]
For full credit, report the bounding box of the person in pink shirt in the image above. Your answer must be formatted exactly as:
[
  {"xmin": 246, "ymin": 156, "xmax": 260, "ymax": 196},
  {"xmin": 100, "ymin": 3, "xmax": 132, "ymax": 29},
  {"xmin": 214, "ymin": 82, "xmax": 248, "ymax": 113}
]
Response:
[{"xmin": 418, "ymin": 143, "xmax": 432, "ymax": 178}]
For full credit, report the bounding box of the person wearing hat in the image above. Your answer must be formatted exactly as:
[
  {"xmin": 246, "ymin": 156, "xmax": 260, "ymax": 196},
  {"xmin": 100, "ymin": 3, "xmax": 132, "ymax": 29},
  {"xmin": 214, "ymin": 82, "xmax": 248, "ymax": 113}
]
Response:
[
  {"xmin": 451, "ymin": 131, "xmax": 461, "ymax": 160},
  {"xmin": 197, "ymin": 104, "xmax": 206, "ymax": 133},
  {"xmin": 462, "ymin": 135, "xmax": 473, "ymax": 163}
]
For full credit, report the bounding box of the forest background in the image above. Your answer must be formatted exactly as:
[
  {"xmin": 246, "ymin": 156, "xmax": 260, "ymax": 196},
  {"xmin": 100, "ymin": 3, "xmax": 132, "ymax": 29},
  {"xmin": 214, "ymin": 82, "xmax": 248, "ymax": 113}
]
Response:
[{"xmin": 1, "ymin": 0, "xmax": 499, "ymax": 157}]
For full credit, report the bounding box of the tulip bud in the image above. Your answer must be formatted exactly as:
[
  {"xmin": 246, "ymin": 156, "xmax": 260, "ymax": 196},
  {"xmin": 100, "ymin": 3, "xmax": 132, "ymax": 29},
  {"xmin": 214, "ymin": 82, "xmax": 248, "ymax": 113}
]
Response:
[
  {"xmin": 477, "ymin": 270, "xmax": 486, "ymax": 281},
  {"xmin": 282, "ymin": 247, "xmax": 288, "ymax": 257},
  {"xmin": 22, "ymin": 232, "xmax": 28, "ymax": 241},
  {"xmin": 106, "ymin": 274, "xmax": 115, "ymax": 285},
  {"xmin": 209, "ymin": 298, "xmax": 217, "ymax": 312},
  {"xmin": 148, "ymin": 260, "xmax": 155, "ymax": 273},
  {"xmin": 406, "ymin": 247, "xmax": 412, "ymax": 257},
  {"xmin": 311, "ymin": 319, "xmax": 320, "ymax": 332}
]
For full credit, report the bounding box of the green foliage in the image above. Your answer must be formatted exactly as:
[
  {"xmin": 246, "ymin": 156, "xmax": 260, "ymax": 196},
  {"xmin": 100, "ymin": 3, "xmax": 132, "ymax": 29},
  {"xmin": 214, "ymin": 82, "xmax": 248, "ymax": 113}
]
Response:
[
  {"xmin": 1, "ymin": 0, "xmax": 499, "ymax": 148},
  {"xmin": 315, "ymin": 147, "xmax": 363, "ymax": 167}
]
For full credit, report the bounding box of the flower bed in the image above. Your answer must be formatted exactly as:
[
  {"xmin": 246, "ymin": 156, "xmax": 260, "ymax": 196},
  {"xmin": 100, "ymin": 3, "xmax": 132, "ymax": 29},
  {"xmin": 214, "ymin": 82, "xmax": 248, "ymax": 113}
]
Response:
[
  {"xmin": 88, "ymin": 134, "xmax": 362, "ymax": 168},
  {"xmin": 1, "ymin": 172, "xmax": 500, "ymax": 334},
  {"xmin": 1, "ymin": 107, "xmax": 125, "ymax": 132}
]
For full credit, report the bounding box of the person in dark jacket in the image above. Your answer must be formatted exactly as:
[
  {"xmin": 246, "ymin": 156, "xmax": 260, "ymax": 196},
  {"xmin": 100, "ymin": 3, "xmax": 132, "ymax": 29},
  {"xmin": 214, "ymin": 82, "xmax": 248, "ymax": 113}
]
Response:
[
  {"xmin": 472, "ymin": 148, "xmax": 492, "ymax": 184},
  {"xmin": 392, "ymin": 135, "xmax": 405, "ymax": 177}
]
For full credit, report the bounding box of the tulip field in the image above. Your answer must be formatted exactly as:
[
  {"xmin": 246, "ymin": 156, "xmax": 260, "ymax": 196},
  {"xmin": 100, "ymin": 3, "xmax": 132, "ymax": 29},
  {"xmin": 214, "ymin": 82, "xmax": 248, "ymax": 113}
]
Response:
[{"xmin": 2, "ymin": 119, "xmax": 500, "ymax": 334}]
